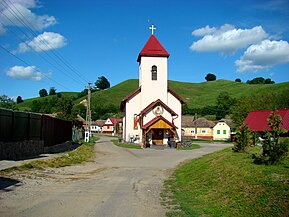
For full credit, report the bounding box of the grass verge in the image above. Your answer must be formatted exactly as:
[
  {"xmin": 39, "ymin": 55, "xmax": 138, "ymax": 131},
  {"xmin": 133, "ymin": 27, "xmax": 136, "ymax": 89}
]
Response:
[
  {"xmin": 177, "ymin": 144, "xmax": 201, "ymax": 150},
  {"xmin": 111, "ymin": 139, "xmax": 142, "ymax": 149},
  {"xmin": 161, "ymin": 147, "xmax": 289, "ymax": 217},
  {"xmin": 0, "ymin": 137, "xmax": 98, "ymax": 174}
]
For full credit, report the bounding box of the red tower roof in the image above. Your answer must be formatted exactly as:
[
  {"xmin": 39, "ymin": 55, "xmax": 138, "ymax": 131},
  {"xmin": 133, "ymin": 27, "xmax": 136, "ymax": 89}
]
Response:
[{"xmin": 137, "ymin": 35, "xmax": 170, "ymax": 62}]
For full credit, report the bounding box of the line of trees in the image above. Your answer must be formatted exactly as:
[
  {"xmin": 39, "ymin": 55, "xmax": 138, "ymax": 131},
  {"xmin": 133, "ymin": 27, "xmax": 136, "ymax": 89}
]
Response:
[{"xmin": 183, "ymin": 88, "xmax": 289, "ymax": 129}]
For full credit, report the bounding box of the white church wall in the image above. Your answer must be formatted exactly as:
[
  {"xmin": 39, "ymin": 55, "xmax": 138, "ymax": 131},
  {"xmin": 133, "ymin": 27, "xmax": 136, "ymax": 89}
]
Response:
[
  {"xmin": 143, "ymin": 109, "xmax": 172, "ymax": 126},
  {"xmin": 124, "ymin": 93, "xmax": 142, "ymax": 143},
  {"xmin": 139, "ymin": 56, "xmax": 168, "ymax": 109},
  {"xmin": 168, "ymin": 92, "xmax": 182, "ymax": 141}
]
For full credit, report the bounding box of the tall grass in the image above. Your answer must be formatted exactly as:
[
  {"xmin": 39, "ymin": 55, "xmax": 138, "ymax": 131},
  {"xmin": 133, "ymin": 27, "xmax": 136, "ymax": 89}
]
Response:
[{"xmin": 162, "ymin": 147, "xmax": 289, "ymax": 216}]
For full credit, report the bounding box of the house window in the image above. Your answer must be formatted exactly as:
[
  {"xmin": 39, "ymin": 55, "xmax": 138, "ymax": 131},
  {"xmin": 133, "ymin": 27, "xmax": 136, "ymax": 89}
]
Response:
[
  {"xmin": 201, "ymin": 130, "xmax": 207, "ymax": 134},
  {"xmin": 223, "ymin": 130, "xmax": 226, "ymax": 134},
  {"xmin": 217, "ymin": 130, "xmax": 220, "ymax": 134},
  {"xmin": 151, "ymin": 65, "xmax": 157, "ymax": 80}
]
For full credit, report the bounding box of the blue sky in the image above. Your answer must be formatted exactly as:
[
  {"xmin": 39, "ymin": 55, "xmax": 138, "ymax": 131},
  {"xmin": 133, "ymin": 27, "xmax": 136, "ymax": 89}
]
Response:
[{"xmin": 1, "ymin": 0, "xmax": 289, "ymax": 99}]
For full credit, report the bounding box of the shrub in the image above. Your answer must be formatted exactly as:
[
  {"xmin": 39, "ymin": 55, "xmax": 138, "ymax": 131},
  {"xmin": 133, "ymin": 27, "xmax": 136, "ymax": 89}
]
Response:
[
  {"xmin": 253, "ymin": 112, "xmax": 289, "ymax": 165},
  {"xmin": 233, "ymin": 124, "xmax": 251, "ymax": 152}
]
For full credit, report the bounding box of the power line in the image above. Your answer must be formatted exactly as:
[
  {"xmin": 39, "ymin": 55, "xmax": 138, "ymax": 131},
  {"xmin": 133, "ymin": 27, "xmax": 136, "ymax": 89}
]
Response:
[
  {"xmin": 4, "ymin": 0, "xmax": 89, "ymax": 84},
  {"xmin": 1, "ymin": 0, "xmax": 89, "ymax": 86},
  {"xmin": 0, "ymin": 44, "xmax": 70, "ymax": 90}
]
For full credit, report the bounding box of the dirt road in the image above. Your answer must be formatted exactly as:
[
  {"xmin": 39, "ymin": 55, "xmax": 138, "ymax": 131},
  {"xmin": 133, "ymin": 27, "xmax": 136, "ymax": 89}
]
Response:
[{"xmin": 0, "ymin": 137, "xmax": 232, "ymax": 217}]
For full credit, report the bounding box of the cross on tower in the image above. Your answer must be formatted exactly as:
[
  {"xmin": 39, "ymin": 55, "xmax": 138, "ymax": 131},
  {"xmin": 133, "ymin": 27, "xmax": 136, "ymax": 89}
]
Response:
[{"xmin": 149, "ymin": 24, "xmax": 156, "ymax": 35}]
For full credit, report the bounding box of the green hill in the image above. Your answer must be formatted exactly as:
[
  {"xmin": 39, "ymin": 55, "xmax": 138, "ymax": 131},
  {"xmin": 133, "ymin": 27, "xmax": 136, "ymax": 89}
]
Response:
[
  {"xmin": 17, "ymin": 79, "xmax": 289, "ymax": 112},
  {"xmin": 89, "ymin": 79, "xmax": 289, "ymax": 109}
]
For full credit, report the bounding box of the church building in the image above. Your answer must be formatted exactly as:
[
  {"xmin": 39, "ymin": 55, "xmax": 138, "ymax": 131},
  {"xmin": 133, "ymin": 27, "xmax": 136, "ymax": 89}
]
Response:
[{"xmin": 121, "ymin": 26, "xmax": 184, "ymax": 147}]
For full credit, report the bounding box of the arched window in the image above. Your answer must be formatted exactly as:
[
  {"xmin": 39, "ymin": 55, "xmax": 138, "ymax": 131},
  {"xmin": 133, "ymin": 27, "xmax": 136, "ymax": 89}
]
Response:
[{"xmin": 151, "ymin": 65, "xmax": 157, "ymax": 80}]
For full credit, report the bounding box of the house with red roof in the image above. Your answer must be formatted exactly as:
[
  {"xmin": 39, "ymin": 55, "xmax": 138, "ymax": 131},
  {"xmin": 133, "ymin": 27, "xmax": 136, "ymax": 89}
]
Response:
[
  {"xmin": 244, "ymin": 109, "xmax": 289, "ymax": 134},
  {"xmin": 102, "ymin": 117, "xmax": 122, "ymax": 135},
  {"xmin": 121, "ymin": 26, "xmax": 184, "ymax": 147}
]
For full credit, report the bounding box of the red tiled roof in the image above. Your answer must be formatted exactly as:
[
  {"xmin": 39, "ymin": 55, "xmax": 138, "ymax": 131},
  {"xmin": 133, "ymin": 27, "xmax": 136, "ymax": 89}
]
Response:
[
  {"xmin": 137, "ymin": 35, "xmax": 170, "ymax": 62},
  {"xmin": 244, "ymin": 109, "xmax": 289, "ymax": 131},
  {"xmin": 142, "ymin": 115, "xmax": 177, "ymax": 130}
]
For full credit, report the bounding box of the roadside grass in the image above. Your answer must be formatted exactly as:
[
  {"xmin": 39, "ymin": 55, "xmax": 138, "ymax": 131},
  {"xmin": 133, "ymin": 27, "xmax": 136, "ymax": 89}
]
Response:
[
  {"xmin": 191, "ymin": 139, "xmax": 231, "ymax": 144},
  {"xmin": 0, "ymin": 137, "xmax": 98, "ymax": 174},
  {"xmin": 177, "ymin": 144, "xmax": 200, "ymax": 150},
  {"xmin": 111, "ymin": 139, "xmax": 142, "ymax": 149},
  {"xmin": 161, "ymin": 147, "xmax": 289, "ymax": 217}
]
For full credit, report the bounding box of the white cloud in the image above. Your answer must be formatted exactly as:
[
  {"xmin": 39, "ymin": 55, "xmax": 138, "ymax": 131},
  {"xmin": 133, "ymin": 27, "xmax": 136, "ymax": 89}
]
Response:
[
  {"xmin": 18, "ymin": 32, "xmax": 66, "ymax": 53},
  {"xmin": 235, "ymin": 40, "xmax": 289, "ymax": 72},
  {"xmin": 0, "ymin": 0, "xmax": 56, "ymax": 33},
  {"xmin": 6, "ymin": 65, "xmax": 49, "ymax": 81},
  {"xmin": 192, "ymin": 25, "xmax": 216, "ymax": 36},
  {"xmin": 190, "ymin": 25, "xmax": 268, "ymax": 53}
]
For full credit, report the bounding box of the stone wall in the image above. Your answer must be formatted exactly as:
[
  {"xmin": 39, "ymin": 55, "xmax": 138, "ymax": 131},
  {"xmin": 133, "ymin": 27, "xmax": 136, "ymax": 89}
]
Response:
[{"xmin": 0, "ymin": 140, "xmax": 44, "ymax": 160}]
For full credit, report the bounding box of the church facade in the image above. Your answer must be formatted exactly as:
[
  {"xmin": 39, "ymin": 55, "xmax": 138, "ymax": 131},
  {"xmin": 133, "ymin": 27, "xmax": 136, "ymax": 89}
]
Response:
[{"xmin": 121, "ymin": 30, "xmax": 184, "ymax": 147}]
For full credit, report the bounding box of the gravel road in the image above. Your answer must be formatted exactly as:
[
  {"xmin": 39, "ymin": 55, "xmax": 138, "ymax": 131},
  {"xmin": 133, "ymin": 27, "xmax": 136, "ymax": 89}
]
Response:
[{"xmin": 0, "ymin": 136, "xmax": 232, "ymax": 217}]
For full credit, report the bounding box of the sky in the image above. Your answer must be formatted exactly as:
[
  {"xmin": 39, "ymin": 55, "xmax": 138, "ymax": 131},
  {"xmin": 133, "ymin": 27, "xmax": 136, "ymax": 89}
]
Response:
[{"xmin": 1, "ymin": 0, "xmax": 289, "ymax": 100}]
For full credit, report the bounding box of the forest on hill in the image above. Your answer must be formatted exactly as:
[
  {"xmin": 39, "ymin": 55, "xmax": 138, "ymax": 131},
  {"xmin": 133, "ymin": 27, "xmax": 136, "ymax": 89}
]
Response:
[{"xmin": 1, "ymin": 79, "xmax": 289, "ymax": 129}]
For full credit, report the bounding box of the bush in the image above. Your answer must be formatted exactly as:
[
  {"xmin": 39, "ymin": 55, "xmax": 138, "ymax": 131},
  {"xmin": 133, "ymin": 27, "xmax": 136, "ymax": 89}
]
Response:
[
  {"xmin": 232, "ymin": 124, "xmax": 250, "ymax": 152},
  {"xmin": 253, "ymin": 112, "xmax": 289, "ymax": 165}
]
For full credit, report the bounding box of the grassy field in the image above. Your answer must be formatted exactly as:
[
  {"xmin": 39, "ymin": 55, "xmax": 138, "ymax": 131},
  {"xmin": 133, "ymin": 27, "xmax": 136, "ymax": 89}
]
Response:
[
  {"xmin": 16, "ymin": 79, "xmax": 289, "ymax": 111},
  {"xmin": 0, "ymin": 137, "xmax": 98, "ymax": 174},
  {"xmin": 111, "ymin": 139, "xmax": 142, "ymax": 149},
  {"xmin": 161, "ymin": 147, "xmax": 289, "ymax": 217}
]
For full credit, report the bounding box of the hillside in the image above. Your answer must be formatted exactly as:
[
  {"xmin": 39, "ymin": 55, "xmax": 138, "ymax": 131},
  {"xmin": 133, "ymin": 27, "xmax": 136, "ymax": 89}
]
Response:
[
  {"xmin": 17, "ymin": 79, "xmax": 289, "ymax": 111},
  {"xmin": 89, "ymin": 79, "xmax": 289, "ymax": 109}
]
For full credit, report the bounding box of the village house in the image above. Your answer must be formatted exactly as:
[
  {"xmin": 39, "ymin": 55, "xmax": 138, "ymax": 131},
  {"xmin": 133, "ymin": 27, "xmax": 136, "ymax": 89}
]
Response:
[
  {"xmin": 182, "ymin": 117, "xmax": 215, "ymax": 140},
  {"xmin": 213, "ymin": 119, "xmax": 231, "ymax": 140},
  {"xmin": 182, "ymin": 117, "xmax": 232, "ymax": 141},
  {"xmin": 121, "ymin": 26, "xmax": 184, "ymax": 147},
  {"xmin": 102, "ymin": 117, "xmax": 122, "ymax": 135},
  {"xmin": 244, "ymin": 109, "xmax": 289, "ymax": 136},
  {"xmin": 90, "ymin": 120, "xmax": 106, "ymax": 133}
]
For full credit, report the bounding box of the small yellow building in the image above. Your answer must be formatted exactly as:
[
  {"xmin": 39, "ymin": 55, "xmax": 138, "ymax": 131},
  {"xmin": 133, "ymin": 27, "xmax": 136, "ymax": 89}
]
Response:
[
  {"xmin": 182, "ymin": 117, "xmax": 215, "ymax": 140},
  {"xmin": 213, "ymin": 119, "xmax": 231, "ymax": 140},
  {"xmin": 182, "ymin": 117, "xmax": 232, "ymax": 141}
]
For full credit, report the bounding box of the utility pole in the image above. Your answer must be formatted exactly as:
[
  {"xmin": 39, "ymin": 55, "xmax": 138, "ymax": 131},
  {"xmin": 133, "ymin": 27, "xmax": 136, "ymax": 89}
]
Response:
[
  {"xmin": 85, "ymin": 82, "xmax": 92, "ymax": 142},
  {"xmin": 194, "ymin": 113, "xmax": 198, "ymax": 139}
]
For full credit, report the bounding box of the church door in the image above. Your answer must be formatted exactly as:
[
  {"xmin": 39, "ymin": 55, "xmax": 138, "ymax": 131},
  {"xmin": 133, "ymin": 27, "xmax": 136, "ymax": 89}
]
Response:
[{"xmin": 152, "ymin": 129, "xmax": 164, "ymax": 145}]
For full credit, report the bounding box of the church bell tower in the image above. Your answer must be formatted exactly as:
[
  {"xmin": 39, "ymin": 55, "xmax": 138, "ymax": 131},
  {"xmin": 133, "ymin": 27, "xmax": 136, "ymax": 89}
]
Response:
[{"xmin": 137, "ymin": 25, "xmax": 170, "ymax": 109}]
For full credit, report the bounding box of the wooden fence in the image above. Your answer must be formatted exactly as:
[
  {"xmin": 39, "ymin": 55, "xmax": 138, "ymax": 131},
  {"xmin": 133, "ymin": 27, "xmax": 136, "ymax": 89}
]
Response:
[{"xmin": 0, "ymin": 108, "xmax": 72, "ymax": 146}]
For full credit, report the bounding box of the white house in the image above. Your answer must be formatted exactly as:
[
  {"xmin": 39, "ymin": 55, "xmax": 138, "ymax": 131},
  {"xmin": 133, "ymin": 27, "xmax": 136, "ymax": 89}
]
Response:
[
  {"xmin": 213, "ymin": 119, "xmax": 231, "ymax": 140},
  {"xmin": 121, "ymin": 27, "xmax": 184, "ymax": 147}
]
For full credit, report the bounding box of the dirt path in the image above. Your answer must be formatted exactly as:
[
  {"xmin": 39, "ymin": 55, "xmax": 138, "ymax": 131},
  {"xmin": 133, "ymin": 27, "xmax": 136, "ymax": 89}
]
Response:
[{"xmin": 0, "ymin": 137, "xmax": 232, "ymax": 217}]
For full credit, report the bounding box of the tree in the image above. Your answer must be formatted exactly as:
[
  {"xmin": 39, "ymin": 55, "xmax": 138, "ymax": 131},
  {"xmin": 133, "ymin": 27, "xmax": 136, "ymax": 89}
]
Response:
[
  {"xmin": 265, "ymin": 78, "xmax": 275, "ymax": 84},
  {"xmin": 253, "ymin": 112, "xmax": 289, "ymax": 165},
  {"xmin": 233, "ymin": 124, "xmax": 251, "ymax": 152},
  {"xmin": 39, "ymin": 89, "xmax": 48, "ymax": 97},
  {"xmin": 16, "ymin": 96, "xmax": 24, "ymax": 104},
  {"xmin": 57, "ymin": 96, "xmax": 74, "ymax": 121},
  {"xmin": 246, "ymin": 77, "xmax": 275, "ymax": 84},
  {"xmin": 49, "ymin": 87, "xmax": 56, "ymax": 95},
  {"xmin": 0, "ymin": 95, "xmax": 16, "ymax": 109},
  {"xmin": 95, "ymin": 76, "xmax": 110, "ymax": 90},
  {"xmin": 235, "ymin": 78, "xmax": 241, "ymax": 82},
  {"xmin": 205, "ymin": 73, "xmax": 216, "ymax": 82},
  {"xmin": 215, "ymin": 92, "xmax": 235, "ymax": 120}
]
